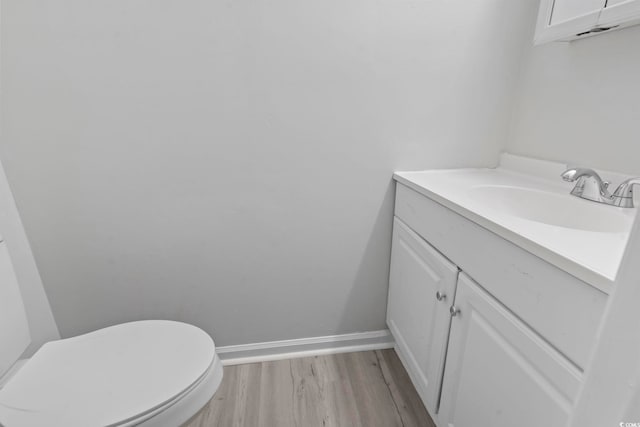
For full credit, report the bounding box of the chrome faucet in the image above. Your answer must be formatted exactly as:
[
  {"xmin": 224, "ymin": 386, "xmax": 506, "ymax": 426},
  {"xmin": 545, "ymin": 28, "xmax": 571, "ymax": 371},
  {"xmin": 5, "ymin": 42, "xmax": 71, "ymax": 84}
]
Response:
[
  {"xmin": 561, "ymin": 168, "xmax": 613, "ymax": 204},
  {"xmin": 561, "ymin": 167, "xmax": 640, "ymax": 208}
]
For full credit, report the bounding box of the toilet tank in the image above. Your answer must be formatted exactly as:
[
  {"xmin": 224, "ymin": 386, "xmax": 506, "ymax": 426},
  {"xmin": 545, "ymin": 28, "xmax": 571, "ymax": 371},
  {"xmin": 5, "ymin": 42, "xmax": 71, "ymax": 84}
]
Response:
[{"xmin": 0, "ymin": 236, "xmax": 31, "ymax": 378}]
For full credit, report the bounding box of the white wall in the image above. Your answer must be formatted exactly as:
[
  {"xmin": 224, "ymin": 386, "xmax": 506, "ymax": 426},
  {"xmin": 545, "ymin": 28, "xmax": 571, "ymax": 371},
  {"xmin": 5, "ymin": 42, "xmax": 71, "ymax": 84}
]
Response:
[
  {"xmin": 0, "ymin": 6, "xmax": 59, "ymax": 354},
  {"xmin": 0, "ymin": 0, "xmax": 535, "ymax": 346},
  {"xmin": 508, "ymin": 24, "xmax": 640, "ymax": 175}
]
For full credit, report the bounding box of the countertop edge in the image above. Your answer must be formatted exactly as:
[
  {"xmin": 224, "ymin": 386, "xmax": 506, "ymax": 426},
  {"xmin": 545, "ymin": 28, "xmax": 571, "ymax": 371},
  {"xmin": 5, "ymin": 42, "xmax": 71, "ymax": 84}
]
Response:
[{"xmin": 393, "ymin": 172, "xmax": 614, "ymax": 296}]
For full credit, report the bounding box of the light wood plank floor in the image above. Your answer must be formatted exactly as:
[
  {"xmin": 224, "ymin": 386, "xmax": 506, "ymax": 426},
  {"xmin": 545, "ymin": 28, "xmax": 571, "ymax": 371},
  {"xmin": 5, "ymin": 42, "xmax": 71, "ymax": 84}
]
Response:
[{"xmin": 185, "ymin": 349, "xmax": 436, "ymax": 427}]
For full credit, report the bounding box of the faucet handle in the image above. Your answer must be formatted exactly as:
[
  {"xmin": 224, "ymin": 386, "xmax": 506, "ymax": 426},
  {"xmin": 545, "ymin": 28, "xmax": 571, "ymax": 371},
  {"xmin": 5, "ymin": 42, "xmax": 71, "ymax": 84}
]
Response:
[{"xmin": 612, "ymin": 178, "xmax": 640, "ymax": 208}]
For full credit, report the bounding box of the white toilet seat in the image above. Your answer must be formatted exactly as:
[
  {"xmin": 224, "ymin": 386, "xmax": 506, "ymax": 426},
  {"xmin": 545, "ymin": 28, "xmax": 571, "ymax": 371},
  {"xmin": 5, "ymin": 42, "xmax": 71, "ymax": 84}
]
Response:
[{"xmin": 0, "ymin": 320, "xmax": 223, "ymax": 427}]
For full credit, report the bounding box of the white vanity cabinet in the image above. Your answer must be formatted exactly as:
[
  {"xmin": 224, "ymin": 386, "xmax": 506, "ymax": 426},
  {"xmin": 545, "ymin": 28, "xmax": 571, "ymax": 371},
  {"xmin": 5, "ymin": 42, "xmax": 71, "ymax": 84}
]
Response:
[
  {"xmin": 386, "ymin": 182, "xmax": 608, "ymax": 426},
  {"xmin": 535, "ymin": 0, "xmax": 640, "ymax": 44},
  {"xmin": 386, "ymin": 218, "xmax": 458, "ymax": 415},
  {"xmin": 438, "ymin": 273, "xmax": 581, "ymax": 427}
]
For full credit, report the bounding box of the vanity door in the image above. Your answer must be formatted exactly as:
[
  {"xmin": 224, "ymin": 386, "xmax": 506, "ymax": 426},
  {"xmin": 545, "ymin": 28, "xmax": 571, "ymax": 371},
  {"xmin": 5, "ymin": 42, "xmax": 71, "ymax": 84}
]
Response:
[
  {"xmin": 438, "ymin": 273, "xmax": 581, "ymax": 427},
  {"xmin": 386, "ymin": 217, "xmax": 458, "ymax": 415}
]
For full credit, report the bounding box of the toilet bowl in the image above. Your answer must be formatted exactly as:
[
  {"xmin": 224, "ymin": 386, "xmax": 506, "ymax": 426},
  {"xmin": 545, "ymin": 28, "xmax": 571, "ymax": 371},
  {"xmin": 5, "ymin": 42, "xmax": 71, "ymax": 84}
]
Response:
[
  {"xmin": 0, "ymin": 238, "xmax": 223, "ymax": 426},
  {"xmin": 0, "ymin": 320, "xmax": 223, "ymax": 427}
]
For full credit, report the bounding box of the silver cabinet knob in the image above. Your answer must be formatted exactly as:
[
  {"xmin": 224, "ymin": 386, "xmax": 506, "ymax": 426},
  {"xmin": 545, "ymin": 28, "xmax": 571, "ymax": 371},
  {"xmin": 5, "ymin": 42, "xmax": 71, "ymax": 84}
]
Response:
[
  {"xmin": 436, "ymin": 291, "xmax": 447, "ymax": 302},
  {"xmin": 450, "ymin": 305, "xmax": 460, "ymax": 317}
]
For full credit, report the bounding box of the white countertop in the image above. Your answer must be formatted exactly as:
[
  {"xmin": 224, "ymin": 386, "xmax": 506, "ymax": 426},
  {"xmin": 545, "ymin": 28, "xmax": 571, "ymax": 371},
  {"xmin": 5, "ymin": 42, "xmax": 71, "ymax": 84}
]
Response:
[{"xmin": 393, "ymin": 154, "xmax": 637, "ymax": 294}]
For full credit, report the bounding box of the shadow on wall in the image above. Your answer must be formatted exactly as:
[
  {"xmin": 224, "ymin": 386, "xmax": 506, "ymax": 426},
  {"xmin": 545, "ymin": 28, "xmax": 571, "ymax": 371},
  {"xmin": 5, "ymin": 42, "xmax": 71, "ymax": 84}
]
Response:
[{"xmin": 337, "ymin": 179, "xmax": 396, "ymax": 335}]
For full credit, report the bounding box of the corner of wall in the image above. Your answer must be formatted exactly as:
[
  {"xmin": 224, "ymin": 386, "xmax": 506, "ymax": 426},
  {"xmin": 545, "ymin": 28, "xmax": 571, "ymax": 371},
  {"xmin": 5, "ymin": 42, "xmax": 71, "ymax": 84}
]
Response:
[{"xmin": 0, "ymin": 154, "xmax": 60, "ymax": 354}]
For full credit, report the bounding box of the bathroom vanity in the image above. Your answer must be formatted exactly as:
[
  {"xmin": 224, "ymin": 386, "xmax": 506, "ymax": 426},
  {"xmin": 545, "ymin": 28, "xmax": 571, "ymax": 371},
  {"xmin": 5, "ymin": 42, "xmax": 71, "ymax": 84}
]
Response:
[{"xmin": 386, "ymin": 155, "xmax": 635, "ymax": 427}]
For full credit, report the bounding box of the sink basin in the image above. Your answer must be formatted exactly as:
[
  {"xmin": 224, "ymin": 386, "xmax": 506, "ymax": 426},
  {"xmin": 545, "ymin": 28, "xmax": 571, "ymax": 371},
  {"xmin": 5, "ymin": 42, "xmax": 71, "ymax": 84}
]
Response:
[{"xmin": 468, "ymin": 185, "xmax": 632, "ymax": 233}]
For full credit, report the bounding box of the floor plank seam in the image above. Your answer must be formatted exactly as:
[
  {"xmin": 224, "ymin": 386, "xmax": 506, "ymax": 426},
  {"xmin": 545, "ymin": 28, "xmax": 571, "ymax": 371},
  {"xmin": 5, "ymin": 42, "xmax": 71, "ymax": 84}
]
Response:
[
  {"xmin": 374, "ymin": 351, "xmax": 406, "ymax": 427},
  {"xmin": 288, "ymin": 359, "xmax": 300, "ymax": 427}
]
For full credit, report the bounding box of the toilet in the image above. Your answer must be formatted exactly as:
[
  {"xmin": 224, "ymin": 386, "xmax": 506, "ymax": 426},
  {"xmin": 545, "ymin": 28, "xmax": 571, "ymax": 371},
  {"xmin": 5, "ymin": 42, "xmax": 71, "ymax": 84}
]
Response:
[{"xmin": 0, "ymin": 237, "xmax": 223, "ymax": 427}]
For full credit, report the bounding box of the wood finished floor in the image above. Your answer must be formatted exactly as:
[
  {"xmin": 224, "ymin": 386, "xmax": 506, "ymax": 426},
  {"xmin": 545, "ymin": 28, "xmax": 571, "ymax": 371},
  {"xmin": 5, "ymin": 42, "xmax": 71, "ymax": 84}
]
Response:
[{"xmin": 185, "ymin": 349, "xmax": 435, "ymax": 427}]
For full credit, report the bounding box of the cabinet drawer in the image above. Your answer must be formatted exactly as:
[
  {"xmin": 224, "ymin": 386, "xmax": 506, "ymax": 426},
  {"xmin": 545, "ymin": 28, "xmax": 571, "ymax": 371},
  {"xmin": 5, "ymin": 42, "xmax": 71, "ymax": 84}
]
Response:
[{"xmin": 394, "ymin": 183, "xmax": 606, "ymax": 369}]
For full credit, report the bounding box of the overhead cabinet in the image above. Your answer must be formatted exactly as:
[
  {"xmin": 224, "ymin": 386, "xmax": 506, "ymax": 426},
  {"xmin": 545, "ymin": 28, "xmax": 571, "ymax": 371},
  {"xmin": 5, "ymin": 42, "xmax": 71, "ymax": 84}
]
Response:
[
  {"xmin": 535, "ymin": 0, "xmax": 640, "ymax": 44},
  {"xmin": 549, "ymin": 0, "xmax": 604, "ymax": 25},
  {"xmin": 600, "ymin": 0, "xmax": 640, "ymax": 25}
]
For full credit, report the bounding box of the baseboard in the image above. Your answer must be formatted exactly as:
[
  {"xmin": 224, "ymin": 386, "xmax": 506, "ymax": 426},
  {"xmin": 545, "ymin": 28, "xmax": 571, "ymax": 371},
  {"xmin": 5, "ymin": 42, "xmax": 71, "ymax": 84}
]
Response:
[{"xmin": 217, "ymin": 329, "xmax": 395, "ymax": 366}]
